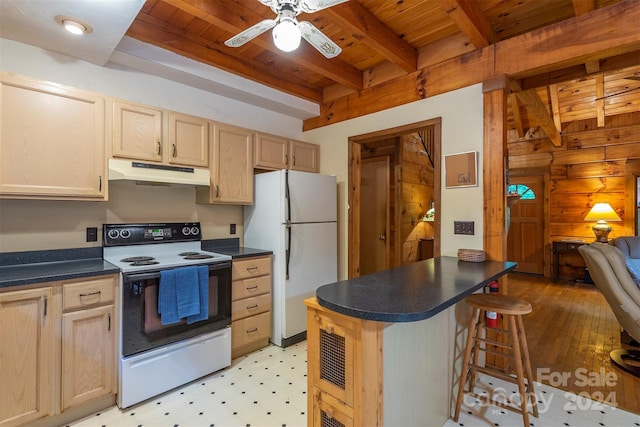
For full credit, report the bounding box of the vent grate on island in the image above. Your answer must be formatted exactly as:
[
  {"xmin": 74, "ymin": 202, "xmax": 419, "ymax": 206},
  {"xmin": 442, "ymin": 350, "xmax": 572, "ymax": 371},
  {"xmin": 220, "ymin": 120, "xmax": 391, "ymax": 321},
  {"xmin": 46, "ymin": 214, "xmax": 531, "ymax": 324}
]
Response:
[{"xmin": 320, "ymin": 328, "xmax": 346, "ymax": 389}]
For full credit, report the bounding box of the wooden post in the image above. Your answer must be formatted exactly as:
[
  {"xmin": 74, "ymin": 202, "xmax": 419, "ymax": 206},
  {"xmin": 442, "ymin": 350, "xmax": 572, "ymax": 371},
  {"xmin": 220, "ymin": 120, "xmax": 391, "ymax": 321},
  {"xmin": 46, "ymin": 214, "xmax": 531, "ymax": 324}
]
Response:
[
  {"xmin": 483, "ymin": 75, "xmax": 508, "ymax": 264},
  {"xmin": 482, "ymin": 76, "xmax": 511, "ymax": 370}
]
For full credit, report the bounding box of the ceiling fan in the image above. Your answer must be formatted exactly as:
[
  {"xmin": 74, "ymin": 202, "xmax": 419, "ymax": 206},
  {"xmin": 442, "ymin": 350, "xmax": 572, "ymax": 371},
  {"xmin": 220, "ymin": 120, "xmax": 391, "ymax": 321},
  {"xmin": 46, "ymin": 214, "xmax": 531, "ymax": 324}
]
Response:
[{"xmin": 224, "ymin": 0, "xmax": 347, "ymax": 58}]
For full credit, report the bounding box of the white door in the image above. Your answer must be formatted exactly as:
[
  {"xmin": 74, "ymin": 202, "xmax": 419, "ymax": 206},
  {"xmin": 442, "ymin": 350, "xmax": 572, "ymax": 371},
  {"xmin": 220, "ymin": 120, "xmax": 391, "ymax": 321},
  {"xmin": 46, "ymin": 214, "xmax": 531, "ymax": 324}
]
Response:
[
  {"xmin": 286, "ymin": 170, "xmax": 337, "ymax": 223},
  {"xmin": 283, "ymin": 222, "xmax": 338, "ymax": 339}
]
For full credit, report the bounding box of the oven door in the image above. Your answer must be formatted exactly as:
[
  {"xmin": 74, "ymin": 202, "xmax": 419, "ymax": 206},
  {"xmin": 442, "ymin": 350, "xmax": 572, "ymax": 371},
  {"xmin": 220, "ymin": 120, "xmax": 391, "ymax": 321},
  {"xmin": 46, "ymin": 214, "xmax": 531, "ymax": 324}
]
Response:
[{"xmin": 121, "ymin": 261, "xmax": 231, "ymax": 357}]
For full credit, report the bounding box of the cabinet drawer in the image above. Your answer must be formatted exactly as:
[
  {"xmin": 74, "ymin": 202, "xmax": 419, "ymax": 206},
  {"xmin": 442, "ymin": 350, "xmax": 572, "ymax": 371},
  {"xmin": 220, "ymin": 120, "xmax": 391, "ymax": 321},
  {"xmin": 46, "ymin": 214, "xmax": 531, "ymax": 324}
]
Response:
[
  {"xmin": 233, "ymin": 275, "xmax": 271, "ymax": 301},
  {"xmin": 232, "ymin": 311, "xmax": 271, "ymax": 348},
  {"xmin": 232, "ymin": 256, "xmax": 272, "ymax": 280},
  {"xmin": 63, "ymin": 276, "xmax": 116, "ymax": 310},
  {"xmin": 232, "ymin": 293, "xmax": 271, "ymax": 321}
]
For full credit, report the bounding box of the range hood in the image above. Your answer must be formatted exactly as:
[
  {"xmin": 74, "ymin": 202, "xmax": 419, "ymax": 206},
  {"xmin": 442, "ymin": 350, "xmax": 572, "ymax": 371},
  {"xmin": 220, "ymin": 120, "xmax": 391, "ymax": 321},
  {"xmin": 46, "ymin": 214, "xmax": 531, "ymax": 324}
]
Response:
[{"xmin": 108, "ymin": 159, "xmax": 210, "ymax": 187}]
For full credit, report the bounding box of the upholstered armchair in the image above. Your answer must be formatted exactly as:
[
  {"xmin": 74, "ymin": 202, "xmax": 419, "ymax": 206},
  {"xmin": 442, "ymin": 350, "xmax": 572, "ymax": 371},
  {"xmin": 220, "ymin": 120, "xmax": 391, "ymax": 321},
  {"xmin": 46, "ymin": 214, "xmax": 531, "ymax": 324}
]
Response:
[
  {"xmin": 578, "ymin": 242, "xmax": 640, "ymax": 376},
  {"xmin": 612, "ymin": 236, "xmax": 640, "ymax": 284}
]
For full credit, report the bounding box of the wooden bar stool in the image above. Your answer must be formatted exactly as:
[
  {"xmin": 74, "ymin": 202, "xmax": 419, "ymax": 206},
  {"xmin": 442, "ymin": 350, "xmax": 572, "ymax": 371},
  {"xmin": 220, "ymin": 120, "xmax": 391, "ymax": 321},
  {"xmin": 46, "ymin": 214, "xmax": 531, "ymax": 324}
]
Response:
[{"xmin": 453, "ymin": 293, "xmax": 539, "ymax": 427}]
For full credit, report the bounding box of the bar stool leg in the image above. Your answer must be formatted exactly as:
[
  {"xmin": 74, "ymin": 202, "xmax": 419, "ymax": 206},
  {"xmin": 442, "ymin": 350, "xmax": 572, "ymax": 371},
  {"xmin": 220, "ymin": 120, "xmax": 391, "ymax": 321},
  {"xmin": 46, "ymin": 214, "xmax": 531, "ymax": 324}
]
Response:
[
  {"xmin": 469, "ymin": 309, "xmax": 485, "ymax": 388},
  {"xmin": 517, "ymin": 314, "xmax": 539, "ymax": 417},
  {"xmin": 508, "ymin": 315, "xmax": 530, "ymax": 427},
  {"xmin": 453, "ymin": 307, "xmax": 480, "ymax": 422}
]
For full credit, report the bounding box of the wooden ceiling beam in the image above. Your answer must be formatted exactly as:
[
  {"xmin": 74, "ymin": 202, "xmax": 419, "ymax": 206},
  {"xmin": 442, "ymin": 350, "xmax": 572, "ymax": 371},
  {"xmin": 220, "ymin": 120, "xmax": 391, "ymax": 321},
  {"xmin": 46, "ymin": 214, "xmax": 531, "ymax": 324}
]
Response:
[
  {"xmin": 304, "ymin": 0, "xmax": 640, "ymax": 130},
  {"xmin": 509, "ymin": 93, "xmax": 525, "ymax": 138},
  {"xmin": 161, "ymin": 0, "xmax": 363, "ymax": 91},
  {"xmin": 510, "ymin": 81, "xmax": 562, "ymax": 147},
  {"xmin": 571, "ymin": 0, "xmax": 600, "ymax": 75},
  {"xmin": 548, "ymin": 84, "xmax": 562, "ymax": 130},
  {"xmin": 324, "ymin": 2, "xmax": 417, "ymax": 73},
  {"xmin": 438, "ymin": 0, "xmax": 500, "ymax": 48},
  {"xmin": 126, "ymin": 15, "xmax": 323, "ymax": 102}
]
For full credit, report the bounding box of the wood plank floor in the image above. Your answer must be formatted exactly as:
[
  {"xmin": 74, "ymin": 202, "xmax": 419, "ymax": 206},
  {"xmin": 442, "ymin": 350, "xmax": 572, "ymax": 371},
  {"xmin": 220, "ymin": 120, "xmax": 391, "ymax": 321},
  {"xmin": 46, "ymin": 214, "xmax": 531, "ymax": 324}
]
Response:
[{"xmin": 508, "ymin": 273, "xmax": 640, "ymax": 414}]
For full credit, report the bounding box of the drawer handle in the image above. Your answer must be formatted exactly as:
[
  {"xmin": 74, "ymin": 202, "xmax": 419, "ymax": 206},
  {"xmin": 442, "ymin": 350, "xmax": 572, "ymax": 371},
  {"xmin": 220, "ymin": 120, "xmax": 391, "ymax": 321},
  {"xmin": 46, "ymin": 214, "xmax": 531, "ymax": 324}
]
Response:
[
  {"xmin": 246, "ymin": 266, "xmax": 259, "ymax": 272},
  {"xmin": 79, "ymin": 291, "xmax": 101, "ymax": 298},
  {"xmin": 246, "ymin": 285, "xmax": 259, "ymax": 290},
  {"xmin": 246, "ymin": 304, "xmax": 258, "ymax": 310},
  {"xmin": 246, "ymin": 327, "xmax": 258, "ymax": 334}
]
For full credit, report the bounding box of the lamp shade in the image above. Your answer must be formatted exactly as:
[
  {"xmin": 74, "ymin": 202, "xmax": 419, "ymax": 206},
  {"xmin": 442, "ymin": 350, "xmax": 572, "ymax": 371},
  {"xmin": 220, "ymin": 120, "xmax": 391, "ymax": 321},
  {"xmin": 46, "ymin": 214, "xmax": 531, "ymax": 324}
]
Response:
[{"xmin": 584, "ymin": 203, "xmax": 621, "ymax": 222}]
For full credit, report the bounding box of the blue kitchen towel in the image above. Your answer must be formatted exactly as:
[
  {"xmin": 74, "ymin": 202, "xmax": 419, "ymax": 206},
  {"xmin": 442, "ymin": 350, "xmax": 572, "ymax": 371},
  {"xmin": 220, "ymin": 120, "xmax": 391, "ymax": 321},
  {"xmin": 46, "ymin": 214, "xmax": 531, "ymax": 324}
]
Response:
[
  {"xmin": 158, "ymin": 269, "xmax": 180, "ymax": 325},
  {"xmin": 175, "ymin": 266, "xmax": 201, "ymax": 319},
  {"xmin": 187, "ymin": 266, "xmax": 209, "ymax": 324}
]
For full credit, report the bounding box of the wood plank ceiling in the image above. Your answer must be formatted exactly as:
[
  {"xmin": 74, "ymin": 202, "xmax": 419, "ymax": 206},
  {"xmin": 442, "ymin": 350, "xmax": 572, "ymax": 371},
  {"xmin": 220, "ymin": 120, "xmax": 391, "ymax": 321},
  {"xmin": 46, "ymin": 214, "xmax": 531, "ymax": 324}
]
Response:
[{"xmin": 127, "ymin": 0, "xmax": 640, "ymax": 133}]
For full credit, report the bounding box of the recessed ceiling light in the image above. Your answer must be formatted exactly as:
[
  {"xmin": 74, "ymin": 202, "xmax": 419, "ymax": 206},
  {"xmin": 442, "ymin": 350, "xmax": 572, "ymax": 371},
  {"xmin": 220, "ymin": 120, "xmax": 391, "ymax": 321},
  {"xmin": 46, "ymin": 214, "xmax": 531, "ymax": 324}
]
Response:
[{"xmin": 54, "ymin": 15, "xmax": 93, "ymax": 35}]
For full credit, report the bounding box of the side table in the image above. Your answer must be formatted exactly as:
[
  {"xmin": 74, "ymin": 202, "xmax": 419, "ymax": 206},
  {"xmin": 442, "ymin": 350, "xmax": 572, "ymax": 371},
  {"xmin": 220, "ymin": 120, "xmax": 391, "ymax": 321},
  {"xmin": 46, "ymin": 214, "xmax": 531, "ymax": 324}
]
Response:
[{"xmin": 552, "ymin": 240, "xmax": 587, "ymax": 281}]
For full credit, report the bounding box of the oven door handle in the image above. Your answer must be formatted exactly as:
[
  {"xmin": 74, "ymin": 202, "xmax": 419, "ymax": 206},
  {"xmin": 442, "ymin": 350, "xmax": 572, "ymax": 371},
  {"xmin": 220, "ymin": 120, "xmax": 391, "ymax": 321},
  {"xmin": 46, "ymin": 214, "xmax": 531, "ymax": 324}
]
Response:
[{"xmin": 123, "ymin": 261, "xmax": 231, "ymax": 283}]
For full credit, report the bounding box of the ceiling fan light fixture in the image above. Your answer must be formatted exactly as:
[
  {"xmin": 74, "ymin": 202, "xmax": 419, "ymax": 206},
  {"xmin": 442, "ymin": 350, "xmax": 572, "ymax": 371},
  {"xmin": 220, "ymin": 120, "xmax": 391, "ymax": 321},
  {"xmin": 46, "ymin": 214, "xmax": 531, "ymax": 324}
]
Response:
[{"xmin": 272, "ymin": 18, "xmax": 301, "ymax": 52}]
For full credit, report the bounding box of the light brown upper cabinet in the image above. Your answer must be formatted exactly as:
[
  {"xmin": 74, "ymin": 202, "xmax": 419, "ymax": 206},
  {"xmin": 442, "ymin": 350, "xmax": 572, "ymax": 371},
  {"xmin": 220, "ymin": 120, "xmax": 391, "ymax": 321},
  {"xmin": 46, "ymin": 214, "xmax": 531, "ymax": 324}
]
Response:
[
  {"xmin": 112, "ymin": 100, "xmax": 209, "ymax": 168},
  {"xmin": 0, "ymin": 73, "xmax": 106, "ymax": 200},
  {"xmin": 255, "ymin": 132, "xmax": 319, "ymax": 173},
  {"xmin": 197, "ymin": 123, "xmax": 254, "ymax": 204}
]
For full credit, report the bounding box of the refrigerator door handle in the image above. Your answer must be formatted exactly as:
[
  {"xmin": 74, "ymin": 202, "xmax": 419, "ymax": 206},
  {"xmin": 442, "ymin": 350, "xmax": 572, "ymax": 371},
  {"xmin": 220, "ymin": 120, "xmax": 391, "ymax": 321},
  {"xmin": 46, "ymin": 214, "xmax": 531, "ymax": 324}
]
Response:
[{"xmin": 285, "ymin": 221, "xmax": 291, "ymax": 280}]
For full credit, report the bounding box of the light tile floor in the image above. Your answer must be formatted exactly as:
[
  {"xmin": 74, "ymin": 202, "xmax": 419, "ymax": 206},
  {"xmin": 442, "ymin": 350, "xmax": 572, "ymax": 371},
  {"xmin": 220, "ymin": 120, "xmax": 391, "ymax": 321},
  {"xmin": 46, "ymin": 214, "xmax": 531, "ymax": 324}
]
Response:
[{"xmin": 69, "ymin": 341, "xmax": 640, "ymax": 427}]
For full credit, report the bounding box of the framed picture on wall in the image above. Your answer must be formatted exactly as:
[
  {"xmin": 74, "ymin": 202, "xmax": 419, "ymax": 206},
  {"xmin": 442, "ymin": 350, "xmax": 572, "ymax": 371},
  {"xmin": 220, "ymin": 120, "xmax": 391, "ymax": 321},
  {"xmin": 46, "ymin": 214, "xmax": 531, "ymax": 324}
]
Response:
[{"xmin": 444, "ymin": 151, "xmax": 477, "ymax": 188}]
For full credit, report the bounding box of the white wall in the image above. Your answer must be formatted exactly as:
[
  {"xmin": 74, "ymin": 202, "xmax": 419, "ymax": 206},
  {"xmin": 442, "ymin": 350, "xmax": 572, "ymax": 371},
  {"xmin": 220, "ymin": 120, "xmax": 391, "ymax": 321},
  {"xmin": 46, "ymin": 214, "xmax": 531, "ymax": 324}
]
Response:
[
  {"xmin": 0, "ymin": 38, "xmax": 305, "ymax": 252},
  {"xmin": 304, "ymin": 85, "xmax": 485, "ymax": 280}
]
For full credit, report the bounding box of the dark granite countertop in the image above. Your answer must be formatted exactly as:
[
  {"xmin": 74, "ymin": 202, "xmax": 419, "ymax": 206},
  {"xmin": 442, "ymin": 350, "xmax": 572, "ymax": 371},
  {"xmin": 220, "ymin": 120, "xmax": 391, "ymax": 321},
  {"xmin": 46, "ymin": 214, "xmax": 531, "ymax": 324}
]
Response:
[
  {"xmin": 316, "ymin": 256, "xmax": 517, "ymax": 322},
  {"xmin": 202, "ymin": 238, "xmax": 272, "ymax": 259},
  {"xmin": 0, "ymin": 248, "xmax": 119, "ymax": 289}
]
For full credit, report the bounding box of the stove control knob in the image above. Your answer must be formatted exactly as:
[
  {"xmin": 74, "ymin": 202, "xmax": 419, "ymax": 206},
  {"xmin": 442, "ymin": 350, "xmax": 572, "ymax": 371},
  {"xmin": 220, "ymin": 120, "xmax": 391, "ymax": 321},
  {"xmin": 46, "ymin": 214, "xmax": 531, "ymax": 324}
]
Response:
[
  {"xmin": 191, "ymin": 226, "xmax": 200, "ymax": 236},
  {"xmin": 120, "ymin": 229, "xmax": 131, "ymax": 239},
  {"xmin": 107, "ymin": 229, "xmax": 120, "ymax": 240},
  {"xmin": 182, "ymin": 226, "xmax": 191, "ymax": 235}
]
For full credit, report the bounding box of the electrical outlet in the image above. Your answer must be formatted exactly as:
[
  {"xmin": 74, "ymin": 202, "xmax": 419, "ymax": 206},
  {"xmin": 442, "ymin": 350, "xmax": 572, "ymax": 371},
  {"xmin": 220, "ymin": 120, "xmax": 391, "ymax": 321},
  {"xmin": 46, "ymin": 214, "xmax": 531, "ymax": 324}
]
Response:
[
  {"xmin": 454, "ymin": 221, "xmax": 474, "ymax": 235},
  {"xmin": 86, "ymin": 227, "xmax": 98, "ymax": 242},
  {"xmin": 230, "ymin": 224, "xmax": 236, "ymax": 235}
]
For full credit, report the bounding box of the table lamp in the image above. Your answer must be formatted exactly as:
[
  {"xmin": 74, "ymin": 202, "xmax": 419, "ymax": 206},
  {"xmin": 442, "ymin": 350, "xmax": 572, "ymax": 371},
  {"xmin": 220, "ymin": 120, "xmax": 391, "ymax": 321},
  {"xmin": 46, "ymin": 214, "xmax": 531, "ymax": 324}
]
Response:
[{"xmin": 584, "ymin": 203, "xmax": 621, "ymax": 242}]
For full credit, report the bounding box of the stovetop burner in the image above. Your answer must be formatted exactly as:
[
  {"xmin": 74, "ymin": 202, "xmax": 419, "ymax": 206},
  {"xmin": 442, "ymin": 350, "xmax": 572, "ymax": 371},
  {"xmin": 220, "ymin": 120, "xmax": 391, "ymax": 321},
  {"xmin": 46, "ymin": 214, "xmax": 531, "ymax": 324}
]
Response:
[
  {"xmin": 121, "ymin": 256, "xmax": 156, "ymax": 263},
  {"xmin": 183, "ymin": 254, "xmax": 214, "ymax": 260},
  {"xmin": 178, "ymin": 252, "xmax": 201, "ymax": 256}
]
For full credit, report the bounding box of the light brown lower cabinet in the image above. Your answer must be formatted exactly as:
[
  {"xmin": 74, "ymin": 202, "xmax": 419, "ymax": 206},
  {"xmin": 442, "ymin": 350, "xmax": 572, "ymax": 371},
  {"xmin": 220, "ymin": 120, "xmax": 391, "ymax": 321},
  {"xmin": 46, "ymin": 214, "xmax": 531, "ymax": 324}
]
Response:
[
  {"xmin": 0, "ymin": 287, "xmax": 53, "ymax": 427},
  {"xmin": 305, "ymin": 297, "xmax": 455, "ymax": 427},
  {"xmin": 0, "ymin": 275, "xmax": 118, "ymax": 427},
  {"xmin": 231, "ymin": 255, "xmax": 272, "ymax": 358}
]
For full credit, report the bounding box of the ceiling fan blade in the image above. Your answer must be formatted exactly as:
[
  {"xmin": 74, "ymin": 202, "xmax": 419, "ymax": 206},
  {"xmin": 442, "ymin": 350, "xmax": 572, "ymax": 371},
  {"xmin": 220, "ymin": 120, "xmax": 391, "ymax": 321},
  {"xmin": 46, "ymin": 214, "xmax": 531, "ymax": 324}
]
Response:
[
  {"xmin": 299, "ymin": 21, "xmax": 341, "ymax": 59},
  {"xmin": 224, "ymin": 19, "xmax": 276, "ymax": 48},
  {"xmin": 300, "ymin": 0, "xmax": 348, "ymax": 13}
]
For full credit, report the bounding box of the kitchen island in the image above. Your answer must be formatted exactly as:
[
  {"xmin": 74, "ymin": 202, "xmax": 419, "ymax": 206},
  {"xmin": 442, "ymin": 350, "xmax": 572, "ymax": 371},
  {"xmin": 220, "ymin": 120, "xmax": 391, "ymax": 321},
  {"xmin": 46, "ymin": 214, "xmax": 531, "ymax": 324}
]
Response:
[{"xmin": 305, "ymin": 256, "xmax": 516, "ymax": 427}]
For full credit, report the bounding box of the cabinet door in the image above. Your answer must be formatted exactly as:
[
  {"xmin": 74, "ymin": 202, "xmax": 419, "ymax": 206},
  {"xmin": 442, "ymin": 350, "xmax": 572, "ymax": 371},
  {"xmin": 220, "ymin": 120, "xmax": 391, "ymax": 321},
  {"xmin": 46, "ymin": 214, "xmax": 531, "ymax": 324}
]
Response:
[
  {"xmin": 113, "ymin": 100, "xmax": 163, "ymax": 162},
  {"xmin": 255, "ymin": 132, "xmax": 288, "ymax": 170},
  {"xmin": 289, "ymin": 140, "xmax": 319, "ymax": 173},
  {"xmin": 307, "ymin": 307, "xmax": 355, "ymax": 408},
  {"xmin": 0, "ymin": 287, "xmax": 53, "ymax": 426},
  {"xmin": 0, "ymin": 73, "xmax": 106, "ymax": 199},
  {"xmin": 212, "ymin": 123, "xmax": 253, "ymax": 203},
  {"xmin": 168, "ymin": 112, "xmax": 209, "ymax": 168},
  {"xmin": 61, "ymin": 305, "xmax": 115, "ymax": 410},
  {"xmin": 310, "ymin": 387, "xmax": 354, "ymax": 427}
]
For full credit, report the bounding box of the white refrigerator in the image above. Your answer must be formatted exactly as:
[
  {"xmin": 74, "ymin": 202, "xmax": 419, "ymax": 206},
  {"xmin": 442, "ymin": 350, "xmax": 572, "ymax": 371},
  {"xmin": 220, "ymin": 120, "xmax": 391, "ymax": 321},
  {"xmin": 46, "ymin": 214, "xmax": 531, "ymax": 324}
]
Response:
[{"xmin": 244, "ymin": 169, "xmax": 338, "ymax": 347}]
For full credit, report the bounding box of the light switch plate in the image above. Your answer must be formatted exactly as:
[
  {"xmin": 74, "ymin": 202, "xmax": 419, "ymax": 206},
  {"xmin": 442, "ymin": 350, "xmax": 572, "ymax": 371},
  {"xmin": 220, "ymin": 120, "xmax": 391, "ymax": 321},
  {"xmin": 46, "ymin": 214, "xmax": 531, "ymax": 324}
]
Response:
[{"xmin": 454, "ymin": 221, "xmax": 474, "ymax": 235}]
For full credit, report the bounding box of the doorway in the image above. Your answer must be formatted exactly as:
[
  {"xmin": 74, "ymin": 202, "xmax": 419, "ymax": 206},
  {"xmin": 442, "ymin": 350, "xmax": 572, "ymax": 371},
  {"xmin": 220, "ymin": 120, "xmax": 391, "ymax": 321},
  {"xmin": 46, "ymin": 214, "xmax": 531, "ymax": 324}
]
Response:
[
  {"xmin": 348, "ymin": 118, "xmax": 442, "ymax": 278},
  {"xmin": 507, "ymin": 176, "xmax": 545, "ymax": 274}
]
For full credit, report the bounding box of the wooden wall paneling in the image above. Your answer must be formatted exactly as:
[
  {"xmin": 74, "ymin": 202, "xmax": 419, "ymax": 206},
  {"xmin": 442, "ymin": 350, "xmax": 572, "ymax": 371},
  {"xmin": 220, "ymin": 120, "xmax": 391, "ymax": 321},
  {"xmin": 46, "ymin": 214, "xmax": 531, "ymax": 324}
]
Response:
[
  {"xmin": 605, "ymin": 143, "xmax": 640, "ymax": 160},
  {"xmin": 565, "ymin": 160, "xmax": 626, "ymax": 178},
  {"xmin": 624, "ymin": 159, "xmax": 640, "ymax": 235}
]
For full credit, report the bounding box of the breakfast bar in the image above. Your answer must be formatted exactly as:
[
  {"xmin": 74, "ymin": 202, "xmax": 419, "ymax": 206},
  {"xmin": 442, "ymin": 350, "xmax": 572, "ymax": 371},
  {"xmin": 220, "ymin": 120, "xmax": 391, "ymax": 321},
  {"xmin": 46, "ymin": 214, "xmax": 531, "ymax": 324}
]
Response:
[{"xmin": 305, "ymin": 256, "xmax": 516, "ymax": 427}]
